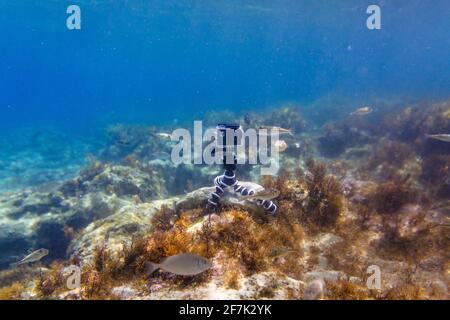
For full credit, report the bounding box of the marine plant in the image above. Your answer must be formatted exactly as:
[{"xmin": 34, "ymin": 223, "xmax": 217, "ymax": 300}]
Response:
[
  {"xmin": 302, "ymin": 158, "xmax": 344, "ymax": 228},
  {"xmin": 260, "ymin": 169, "xmax": 292, "ymax": 201},
  {"xmin": 325, "ymin": 280, "xmax": 371, "ymax": 300},
  {"xmin": 0, "ymin": 281, "xmax": 25, "ymax": 300},
  {"xmin": 150, "ymin": 204, "xmax": 177, "ymax": 232},
  {"xmin": 35, "ymin": 261, "xmax": 65, "ymax": 299},
  {"xmin": 420, "ymin": 154, "xmax": 450, "ymax": 198},
  {"xmin": 382, "ymin": 284, "xmax": 426, "ymax": 300},
  {"xmin": 362, "ymin": 139, "xmax": 415, "ymax": 176},
  {"xmin": 374, "ymin": 214, "xmax": 447, "ymax": 264},
  {"xmin": 370, "ymin": 180, "xmax": 416, "ymax": 215}
]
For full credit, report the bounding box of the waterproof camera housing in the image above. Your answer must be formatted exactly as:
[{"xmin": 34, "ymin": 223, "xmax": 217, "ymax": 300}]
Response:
[
  {"xmin": 216, "ymin": 123, "xmax": 243, "ymax": 170},
  {"xmin": 216, "ymin": 123, "xmax": 243, "ymax": 148}
]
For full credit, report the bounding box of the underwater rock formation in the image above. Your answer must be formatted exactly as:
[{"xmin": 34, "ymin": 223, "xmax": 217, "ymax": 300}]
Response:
[{"xmin": 1, "ymin": 99, "xmax": 449, "ymax": 300}]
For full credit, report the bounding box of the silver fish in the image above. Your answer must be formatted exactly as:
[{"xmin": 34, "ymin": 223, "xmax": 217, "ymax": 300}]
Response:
[
  {"xmin": 258, "ymin": 126, "xmax": 293, "ymax": 136},
  {"xmin": 240, "ymin": 189, "xmax": 280, "ymax": 201},
  {"xmin": 156, "ymin": 132, "xmax": 172, "ymax": 140},
  {"xmin": 145, "ymin": 253, "xmax": 212, "ymax": 276},
  {"xmin": 350, "ymin": 107, "xmax": 373, "ymax": 116},
  {"xmin": 425, "ymin": 134, "xmax": 450, "ymax": 142},
  {"xmin": 10, "ymin": 248, "xmax": 49, "ymax": 268}
]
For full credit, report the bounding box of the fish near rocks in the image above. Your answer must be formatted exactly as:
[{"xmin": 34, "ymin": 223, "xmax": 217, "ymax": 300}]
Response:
[
  {"xmin": 156, "ymin": 132, "xmax": 172, "ymax": 140},
  {"xmin": 425, "ymin": 133, "xmax": 450, "ymax": 142},
  {"xmin": 258, "ymin": 126, "xmax": 293, "ymax": 136},
  {"xmin": 350, "ymin": 107, "xmax": 373, "ymax": 116},
  {"xmin": 240, "ymin": 188, "xmax": 280, "ymax": 202},
  {"xmin": 10, "ymin": 248, "xmax": 49, "ymax": 268},
  {"xmin": 145, "ymin": 253, "xmax": 212, "ymax": 276}
]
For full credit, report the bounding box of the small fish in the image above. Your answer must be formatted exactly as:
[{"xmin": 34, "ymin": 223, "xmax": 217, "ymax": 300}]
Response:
[
  {"xmin": 303, "ymin": 279, "xmax": 325, "ymax": 300},
  {"xmin": 425, "ymin": 134, "xmax": 450, "ymax": 142},
  {"xmin": 268, "ymin": 247, "xmax": 299, "ymax": 258},
  {"xmin": 350, "ymin": 107, "xmax": 373, "ymax": 116},
  {"xmin": 116, "ymin": 139, "xmax": 131, "ymax": 146},
  {"xmin": 145, "ymin": 253, "xmax": 212, "ymax": 276},
  {"xmin": 156, "ymin": 132, "xmax": 172, "ymax": 140},
  {"xmin": 274, "ymin": 140, "xmax": 288, "ymax": 152},
  {"xmin": 10, "ymin": 248, "xmax": 49, "ymax": 268},
  {"xmin": 240, "ymin": 188, "xmax": 280, "ymax": 201},
  {"xmin": 258, "ymin": 126, "xmax": 293, "ymax": 136}
]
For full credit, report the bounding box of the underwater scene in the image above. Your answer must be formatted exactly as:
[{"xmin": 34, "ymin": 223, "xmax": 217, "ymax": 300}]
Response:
[{"xmin": 0, "ymin": 1, "xmax": 449, "ymax": 301}]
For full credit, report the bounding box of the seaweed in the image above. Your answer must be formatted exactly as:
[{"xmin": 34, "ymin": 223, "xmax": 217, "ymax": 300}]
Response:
[
  {"xmin": 362, "ymin": 139, "xmax": 414, "ymax": 174},
  {"xmin": 325, "ymin": 280, "xmax": 371, "ymax": 300},
  {"xmin": 260, "ymin": 169, "xmax": 292, "ymax": 200},
  {"xmin": 382, "ymin": 284, "xmax": 426, "ymax": 300},
  {"xmin": 370, "ymin": 181, "xmax": 416, "ymax": 215},
  {"xmin": 420, "ymin": 154, "xmax": 450, "ymax": 198},
  {"xmin": 223, "ymin": 258, "xmax": 242, "ymax": 290},
  {"xmin": 373, "ymin": 210, "xmax": 448, "ymax": 264},
  {"xmin": 35, "ymin": 261, "xmax": 65, "ymax": 299},
  {"xmin": 303, "ymin": 159, "xmax": 344, "ymax": 228},
  {"xmin": 151, "ymin": 204, "xmax": 176, "ymax": 232},
  {"xmin": 379, "ymin": 103, "xmax": 450, "ymax": 156},
  {"xmin": 0, "ymin": 282, "xmax": 25, "ymax": 300}
]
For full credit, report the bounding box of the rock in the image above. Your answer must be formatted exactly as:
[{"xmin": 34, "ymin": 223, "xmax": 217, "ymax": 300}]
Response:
[
  {"xmin": 0, "ymin": 162, "xmax": 175, "ymax": 270},
  {"xmin": 143, "ymin": 271, "xmax": 302, "ymax": 300},
  {"xmin": 303, "ymin": 279, "xmax": 325, "ymax": 300},
  {"xmin": 0, "ymin": 158, "xmax": 267, "ymax": 271},
  {"xmin": 176, "ymin": 182, "xmax": 264, "ymax": 211},
  {"xmin": 34, "ymin": 219, "xmax": 71, "ymax": 261},
  {"xmin": 111, "ymin": 285, "xmax": 139, "ymax": 300},
  {"xmin": 0, "ymin": 223, "xmax": 32, "ymax": 269},
  {"xmin": 68, "ymin": 181, "xmax": 266, "ymax": 263}
]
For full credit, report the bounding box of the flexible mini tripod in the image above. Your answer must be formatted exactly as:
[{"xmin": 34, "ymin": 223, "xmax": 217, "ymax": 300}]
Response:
[{"xmin": 205, "ymin": 124, "xmax": 277, "ymax": 215}]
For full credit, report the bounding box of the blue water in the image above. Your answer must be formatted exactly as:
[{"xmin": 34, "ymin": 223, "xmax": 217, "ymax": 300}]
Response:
[{"xmin": 0, "ymin": 0, "xmax": 449, "ymax": 190}]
